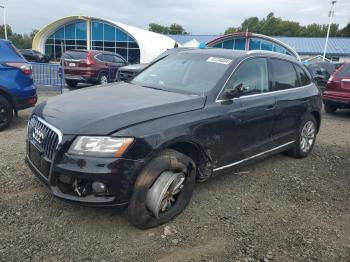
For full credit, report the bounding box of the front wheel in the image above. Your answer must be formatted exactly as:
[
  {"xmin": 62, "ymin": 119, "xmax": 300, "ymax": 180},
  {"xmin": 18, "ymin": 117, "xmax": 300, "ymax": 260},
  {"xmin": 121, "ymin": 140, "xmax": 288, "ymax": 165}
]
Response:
[
  {"xmin": 127, "ymin": 149, "xmax": 196, "ymax": 229},
  {"xmin": 0, "ymin": 96, "xmax": 13, "ymax": 131},
  {"xmin": 286, "ymin": 115, "xmax": 317, "ymax": 158}
]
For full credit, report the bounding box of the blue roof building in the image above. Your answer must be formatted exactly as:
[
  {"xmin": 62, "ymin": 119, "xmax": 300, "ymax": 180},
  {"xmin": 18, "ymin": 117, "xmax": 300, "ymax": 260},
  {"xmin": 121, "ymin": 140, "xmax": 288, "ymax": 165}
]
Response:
[{"xmin": 168, "ymin": 34, "xmax": 350, "ymax": 62}]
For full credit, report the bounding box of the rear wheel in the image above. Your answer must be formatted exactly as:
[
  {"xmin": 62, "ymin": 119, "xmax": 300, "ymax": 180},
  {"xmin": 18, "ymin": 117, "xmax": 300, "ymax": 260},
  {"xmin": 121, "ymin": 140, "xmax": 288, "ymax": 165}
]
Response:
[
  {"xmin": 286, "ymin": 114, "xmax": 317, "ymax": 158},
  {"xmin": 324, "ymin": 103, "xmax": 337, "ymax": 113},
  {"xmin": 127, "ymin": 149, "xmax": 196, "ymax": 229},
  {"xmin": 65, "ymin": 80, "xmax": 78, "ymax": 88},
  {"xmin": 0, "ymin": 96, "xmax": 13, "ymax": 131},
  {"xmin": 98, "ymin": 73, "xmax": 108, "ymax": 85}
]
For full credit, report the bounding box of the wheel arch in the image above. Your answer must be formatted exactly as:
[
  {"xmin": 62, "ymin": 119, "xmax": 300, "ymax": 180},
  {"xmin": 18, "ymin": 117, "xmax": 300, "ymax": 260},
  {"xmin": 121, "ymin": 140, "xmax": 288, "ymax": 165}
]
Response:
[
  {"xmin": 158, "ymin": 138, "xmax": 213, "ymax": 181},
  {"xmin": 0, "ymin": 87, "xmax": 16, "ymax": 113},
  {"xmin": 310, "ymin": 110, "xmax": 321, "ymax": 133}
]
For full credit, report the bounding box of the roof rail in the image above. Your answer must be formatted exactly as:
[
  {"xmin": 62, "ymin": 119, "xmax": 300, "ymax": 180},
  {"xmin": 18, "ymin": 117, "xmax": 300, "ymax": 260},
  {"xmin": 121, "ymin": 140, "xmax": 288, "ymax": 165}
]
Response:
[{"xmin": 246, "ymin": 49, "xmax": 298, "ymax": 60}]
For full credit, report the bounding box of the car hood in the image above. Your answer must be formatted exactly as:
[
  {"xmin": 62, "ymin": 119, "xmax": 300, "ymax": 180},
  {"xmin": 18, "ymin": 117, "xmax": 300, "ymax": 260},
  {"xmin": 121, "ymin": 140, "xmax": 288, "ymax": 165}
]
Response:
[
  {"xmin": 119, "ymin": 63, "xmax": 148, "ymax": 72},
  {"xmin": 34, "ymin": 83, "xmax": 206, "ymax": 135}
]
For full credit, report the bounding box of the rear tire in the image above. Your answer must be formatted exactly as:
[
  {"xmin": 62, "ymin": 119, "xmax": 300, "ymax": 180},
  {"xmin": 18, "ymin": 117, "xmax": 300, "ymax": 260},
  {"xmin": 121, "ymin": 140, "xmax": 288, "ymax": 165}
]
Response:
[
  {"xmin": 0, "ymin": 96, "xmax": 13, "ymax": 132},
  {"xmin": 127, "ymin": 149, "xmax": 196, "ymax": 229},
  {"xmin": 286, "ymin": 114, "xmax": 317, "ymax": 158},
  {"xmin": 324, "ymin": 103, "xmax": 337, "ymax": 113},
  {"xmin": 65, "ymin": 80, "xmax": 78, "ymax": 88}
]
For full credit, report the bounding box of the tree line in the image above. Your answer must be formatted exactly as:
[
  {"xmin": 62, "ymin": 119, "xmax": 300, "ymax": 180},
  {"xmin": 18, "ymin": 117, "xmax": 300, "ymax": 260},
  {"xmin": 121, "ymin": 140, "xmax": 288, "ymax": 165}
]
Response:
[
  {"xmin": 0, "ymin": 25, "xmax": 38, "ymax": 49},
  {"xmin": 1, "ymin": 12, "xmax": 350, "ymax": 50},
  {"xmin": 150, "ymin": 13, "xmax": 350, "ymax": 37}
]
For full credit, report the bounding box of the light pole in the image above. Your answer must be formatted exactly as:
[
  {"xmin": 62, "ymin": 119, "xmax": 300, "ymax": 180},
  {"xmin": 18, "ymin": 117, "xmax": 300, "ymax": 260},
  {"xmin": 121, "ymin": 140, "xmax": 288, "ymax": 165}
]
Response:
[{"xmin": 323, "ymin": 1, "xmax": 336, "ymax": 61}]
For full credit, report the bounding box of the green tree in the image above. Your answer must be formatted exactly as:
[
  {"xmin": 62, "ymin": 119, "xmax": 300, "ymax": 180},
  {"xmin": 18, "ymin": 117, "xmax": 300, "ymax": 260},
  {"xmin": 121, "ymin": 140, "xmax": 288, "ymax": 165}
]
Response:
[
  {"xmin": 168, "ymin": 23, "xmax": 187, "ymax": 35},
  {"xmin": 0, "ymin": 24, "xmax": 38, "ymax": 49},
  {"xmin": 0, "ymin": 24, "xmax": 13, "ymax": 38},
  {"xmin": 224, "ymin": 26, "xmax": 238, "ymax": 35},
  {"xmin": 340, "ymin": 22, "xmax": 350, "ymax": 36},
  {"xmin": 149, "ymin": 23, "xmax": 169, "ymax": 34},
  {"xmin": 240, "ymin": 16, "xmax": 260, "ymax": 32},
  {"xmin": 223, "ymin": 13, "xmax": 347, "ymax": 37},
  {"xmin": 149, "ymin": 23, "xmax": 187, "ymax": 35}
]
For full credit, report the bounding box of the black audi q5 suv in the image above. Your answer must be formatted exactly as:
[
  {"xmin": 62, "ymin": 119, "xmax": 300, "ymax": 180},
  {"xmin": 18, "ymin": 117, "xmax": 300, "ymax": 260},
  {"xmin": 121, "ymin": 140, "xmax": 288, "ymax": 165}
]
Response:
[{"xmin": 26, "ymin": 49, "xmax": 322, "ymax": 228}]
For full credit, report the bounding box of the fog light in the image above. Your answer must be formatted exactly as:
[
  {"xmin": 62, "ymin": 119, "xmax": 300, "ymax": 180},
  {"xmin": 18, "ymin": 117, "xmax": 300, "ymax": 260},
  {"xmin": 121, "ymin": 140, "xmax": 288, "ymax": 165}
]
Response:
[{"xmin": 92, "ymin": 181, "xmax": 107, "ymax": 193}]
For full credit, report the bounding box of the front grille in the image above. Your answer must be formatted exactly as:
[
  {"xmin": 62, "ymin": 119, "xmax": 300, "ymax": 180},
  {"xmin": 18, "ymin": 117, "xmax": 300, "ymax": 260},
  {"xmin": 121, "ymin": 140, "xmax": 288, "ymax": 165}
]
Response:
[
  {"xmin": 28, "ymin": 116, "xmax": 61, "ymax": 160},
  {"xmin": 118, "ymin": 70, "xmax": 136, "ymax": 81}
]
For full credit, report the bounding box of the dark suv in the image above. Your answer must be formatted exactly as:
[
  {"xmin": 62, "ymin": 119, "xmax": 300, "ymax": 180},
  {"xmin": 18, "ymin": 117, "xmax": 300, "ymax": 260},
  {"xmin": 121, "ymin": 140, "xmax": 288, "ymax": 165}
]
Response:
[
  {"xmin": 26, "ymin": 49, "xmax": 321, "ymax": 228},
  {"xmin": 62, "ymin": 50, "xmax": 127, "ymax": 87},
  {"xmin": 20, "ymin": 49, "xmax": 50, "ymax": 63}
]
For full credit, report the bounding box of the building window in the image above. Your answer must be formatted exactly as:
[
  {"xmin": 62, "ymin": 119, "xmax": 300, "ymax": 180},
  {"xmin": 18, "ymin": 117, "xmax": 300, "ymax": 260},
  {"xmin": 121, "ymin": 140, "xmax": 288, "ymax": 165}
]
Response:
[
  {"xmin": 249, "ymin": 37, "xmax": 287, "ymax": 55},
  {"xmin": 44, "ymin": 19, "xmax": 140, "ymax": 63},
  {"xmin": 90, "ymin": 20, "xmax": 140, "ymax": 63}
]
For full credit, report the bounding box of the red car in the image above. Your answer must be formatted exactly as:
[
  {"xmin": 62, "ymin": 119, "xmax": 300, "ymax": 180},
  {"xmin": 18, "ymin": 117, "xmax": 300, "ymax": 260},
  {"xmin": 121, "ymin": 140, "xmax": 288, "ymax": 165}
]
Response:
[
  {"xmin": 62, "ymin": 50, "xmax": 127, "ymax": 87},
  {"xmin": 323, "ymin": 63, "xmax": 350, "ymax": 113}
]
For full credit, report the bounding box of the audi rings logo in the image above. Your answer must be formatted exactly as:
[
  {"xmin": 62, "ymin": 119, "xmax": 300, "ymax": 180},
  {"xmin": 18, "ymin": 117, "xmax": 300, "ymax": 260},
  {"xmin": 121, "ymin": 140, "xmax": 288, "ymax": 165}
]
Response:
[{"xmin": 32, "ymin": 127, "xmax": 45, "ymax": 144}]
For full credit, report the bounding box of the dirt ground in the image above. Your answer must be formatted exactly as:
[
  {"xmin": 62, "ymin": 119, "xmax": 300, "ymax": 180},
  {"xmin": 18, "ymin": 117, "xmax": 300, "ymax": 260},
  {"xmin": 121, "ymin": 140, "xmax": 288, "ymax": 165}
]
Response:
[{"xmin": 0, "ymin": 91, "xmax": 349, "ymax": 262}]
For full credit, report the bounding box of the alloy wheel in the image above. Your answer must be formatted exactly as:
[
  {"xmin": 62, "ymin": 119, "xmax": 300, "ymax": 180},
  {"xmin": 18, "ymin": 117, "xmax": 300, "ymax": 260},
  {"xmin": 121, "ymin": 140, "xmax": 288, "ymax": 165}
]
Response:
[
  {"xmin": 100, "ymin": 75, "xmax": 108, "ymax": 85},
  {"xmin": 300, "ymin": 120, "xmax": 316, "ymax": 153}
]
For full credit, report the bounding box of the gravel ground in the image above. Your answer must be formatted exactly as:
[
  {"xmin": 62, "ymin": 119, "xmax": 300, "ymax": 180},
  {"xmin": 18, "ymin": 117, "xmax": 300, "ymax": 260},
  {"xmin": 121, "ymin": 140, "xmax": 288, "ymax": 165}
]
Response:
[{"xmin": 0, "ymin": 91, "xmax": 349, "ymax": 262}]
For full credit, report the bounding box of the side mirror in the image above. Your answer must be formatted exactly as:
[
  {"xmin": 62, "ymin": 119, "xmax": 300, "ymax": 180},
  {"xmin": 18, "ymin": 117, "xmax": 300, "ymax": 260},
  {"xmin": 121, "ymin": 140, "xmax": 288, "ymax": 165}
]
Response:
[{"xmin": 223, "ymin": 83, "xmax": 247, "ymax": 99}]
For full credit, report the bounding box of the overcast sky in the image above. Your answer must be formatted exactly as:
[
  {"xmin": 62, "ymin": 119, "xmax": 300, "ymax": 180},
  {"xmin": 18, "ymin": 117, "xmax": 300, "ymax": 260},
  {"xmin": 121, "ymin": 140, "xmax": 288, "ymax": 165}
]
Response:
[{"xmin": 2, "ymin": 0, "xmax": 350, "ymax": 34}]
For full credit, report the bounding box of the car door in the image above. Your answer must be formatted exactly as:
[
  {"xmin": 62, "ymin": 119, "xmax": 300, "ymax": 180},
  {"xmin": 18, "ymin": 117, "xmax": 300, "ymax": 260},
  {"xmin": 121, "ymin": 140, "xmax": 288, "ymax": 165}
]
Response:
[
  {"xmin": 269, "ymin": 58, "xmax": 311, "ymax": 146},
  {"xmin": 212, "ymin": 57, "xmax": 276, "ymax": 169}
]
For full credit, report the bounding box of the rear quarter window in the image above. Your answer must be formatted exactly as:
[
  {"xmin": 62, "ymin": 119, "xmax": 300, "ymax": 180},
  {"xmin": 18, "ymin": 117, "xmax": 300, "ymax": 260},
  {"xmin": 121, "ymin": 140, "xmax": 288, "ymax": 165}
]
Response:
[
  {"xmin": 294, "ymin": 65, "xmax": 311, "ymax": 87},
  {"xmin": 270, "ymin": 58, "xmax": 298, "ymax": 91},
  {"xmin": 336, "ymin": 64, "xmax": 350, "ymax": 78},
  {"xmin": 63, "ymin": 51, "xmax": 87, "ymax": 60}
]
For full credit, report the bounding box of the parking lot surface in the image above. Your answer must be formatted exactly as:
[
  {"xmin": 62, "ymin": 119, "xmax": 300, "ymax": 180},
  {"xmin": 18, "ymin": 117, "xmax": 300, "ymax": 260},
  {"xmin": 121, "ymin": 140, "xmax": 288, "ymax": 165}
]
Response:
[{"xmin": 0, "ymin": 91, "xmax": 349, "ymax": 262}]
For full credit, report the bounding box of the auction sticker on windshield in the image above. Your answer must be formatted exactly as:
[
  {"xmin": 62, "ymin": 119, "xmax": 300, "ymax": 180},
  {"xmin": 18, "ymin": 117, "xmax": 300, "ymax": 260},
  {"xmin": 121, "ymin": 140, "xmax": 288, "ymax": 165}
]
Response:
[{"xmin": 206, "ymin": 57, "xmax": 232, "ymax": 65}]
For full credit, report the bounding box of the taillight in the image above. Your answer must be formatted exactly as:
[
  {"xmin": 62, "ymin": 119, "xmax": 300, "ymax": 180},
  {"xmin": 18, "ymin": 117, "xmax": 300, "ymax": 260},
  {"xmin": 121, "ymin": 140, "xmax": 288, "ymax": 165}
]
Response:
[
  {"xmin": 6, "ymin": 62, "xmax": 32, "ymax": 75},
  {"xmin": 86, "ymin": 52, "xmax": 95, "ymax": 65}
]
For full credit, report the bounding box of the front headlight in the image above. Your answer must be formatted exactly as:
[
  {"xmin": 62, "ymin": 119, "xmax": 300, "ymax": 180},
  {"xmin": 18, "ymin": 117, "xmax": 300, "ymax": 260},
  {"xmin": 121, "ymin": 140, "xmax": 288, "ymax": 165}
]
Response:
[{"xmin": 68, "ymin": 136, "xmax": 134, "ymax": 157}]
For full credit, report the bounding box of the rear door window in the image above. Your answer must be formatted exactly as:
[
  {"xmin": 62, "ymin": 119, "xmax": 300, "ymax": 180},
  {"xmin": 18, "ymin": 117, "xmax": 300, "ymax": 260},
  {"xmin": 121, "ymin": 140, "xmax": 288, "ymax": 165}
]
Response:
[
  {"xmin": 294, "ymin": 65, "xmax": 311, "ymax": 87},
  {"xmin": 270, "ymin": 59, "xmax": 298, "ymax": 91}
]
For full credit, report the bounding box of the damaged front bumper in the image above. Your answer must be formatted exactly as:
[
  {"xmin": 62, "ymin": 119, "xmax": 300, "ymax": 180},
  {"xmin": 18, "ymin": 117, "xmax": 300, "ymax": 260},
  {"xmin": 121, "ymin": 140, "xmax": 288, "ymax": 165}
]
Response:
[{"xmin": 25, "ymin": 140, "xmax": 145, "ymax": 207}]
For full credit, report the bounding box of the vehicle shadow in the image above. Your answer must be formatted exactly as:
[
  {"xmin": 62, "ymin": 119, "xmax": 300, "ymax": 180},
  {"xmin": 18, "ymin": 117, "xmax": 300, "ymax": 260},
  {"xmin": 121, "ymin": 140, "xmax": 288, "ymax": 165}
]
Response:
[
  {"xmin": 323, "ymin": 108, "xmax": 350, "ymax": 120},
  {"xmin": 4, "ymin": 111, "xmax": 32, "ymax": 132}
]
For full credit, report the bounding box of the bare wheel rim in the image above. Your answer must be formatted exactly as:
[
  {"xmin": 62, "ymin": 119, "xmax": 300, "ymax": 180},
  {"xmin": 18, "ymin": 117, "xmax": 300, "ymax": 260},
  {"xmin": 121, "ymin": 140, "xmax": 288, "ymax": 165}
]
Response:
[
  {"xmin": 300, "ymin": 120, "xmax": 315, "ymax": 153},
  {"xmin": 100, "ymin": 75, "xmax": 108, "ymax": 85},
  {"xmin": 146, "ymin": 171, "xmax": 186, "ymax": 218}
]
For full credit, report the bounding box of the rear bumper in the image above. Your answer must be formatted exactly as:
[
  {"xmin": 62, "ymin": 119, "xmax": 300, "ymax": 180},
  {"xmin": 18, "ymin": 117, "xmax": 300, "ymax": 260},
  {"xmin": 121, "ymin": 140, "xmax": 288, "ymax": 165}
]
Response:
[
  {"xmin": 15, "ymin": 94, "xmax": 37, "ymax": 110},
  {"xmin": 323, "ymin": 92, "xmax": 350, "ymax": 108}
]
